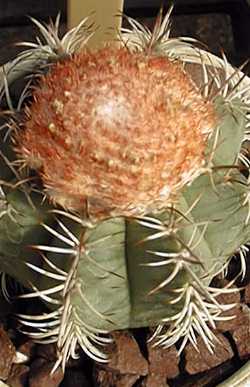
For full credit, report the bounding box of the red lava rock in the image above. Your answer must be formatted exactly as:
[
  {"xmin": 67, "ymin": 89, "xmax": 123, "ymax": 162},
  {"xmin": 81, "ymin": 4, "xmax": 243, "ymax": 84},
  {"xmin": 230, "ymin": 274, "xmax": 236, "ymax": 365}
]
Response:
[
  {"xmin": 95, "ymin": 332, "xmax": 148, "ymax": 386},
  {"xmin": 7, "ymin": 364, "xmax": 29, "ymax": 387},
  {"xmin": 173, "ymin": 360, "xmax": 235, "ymax": 387},
  {"xmin": 95, "ymin": 369, "xmax": 114, "ymax": 387},
  {"xmin": 184, "ymin": 333, "xmax": 234, "ymax": 375},
  {"xmin": 143, "ymin": 343, "xmax": 179, "ymax": 386},
  {"xmin": 0, "ymin": 326, "xmax": 16, "ymax": 380},
  {"xmin": 108, "ymin": 332, "xmax": 148, "ymax": 376},
  {"xmin": 215, "ymin": 288, "xmax": 241, "ymax": 332},
  {"xmin": 229, "ymin": 304, "xmax": 250, "ymax": 332},
  {"xmin": 143, "ymin": 374, "xmax": 170, "ymax": 387},
  {"xmin": 245, "ymin": 283, "xmax": 250, "ymax": 304},
  {"xmin": 116, "ymin": 374, "xmax": 141, "ymax": 387},
  {"xmin": 148, "ymin": 344, "xmax": 179, "ymax": 383},
  {"xmin": 96, "ymin": 369, "xmax": 140, "ymax": 387},
  {"xmin": 29, "ymin": 362, "xmax": 64, "ymax": 387},
  {"xmin": 17, "ymin": 340, "xmax": 36, "ymax": 363},
  {"xmin": 232, "ymin": 306, "xmax": 250, "ymax": 359}
]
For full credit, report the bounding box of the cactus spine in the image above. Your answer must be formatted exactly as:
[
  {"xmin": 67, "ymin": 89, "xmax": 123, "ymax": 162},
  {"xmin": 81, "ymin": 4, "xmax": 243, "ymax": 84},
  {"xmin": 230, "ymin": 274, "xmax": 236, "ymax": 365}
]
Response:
[{"xmin": 0, "ymin": 8, "xmax": 249, "ymax": 371}]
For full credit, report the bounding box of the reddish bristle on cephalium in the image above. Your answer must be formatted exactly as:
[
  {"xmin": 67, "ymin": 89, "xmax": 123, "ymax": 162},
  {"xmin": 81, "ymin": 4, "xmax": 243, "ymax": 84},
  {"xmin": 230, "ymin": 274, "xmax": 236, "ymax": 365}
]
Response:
[{"xmin": 16, "ymin": 47, "xmax": 217, "ymax": 219}]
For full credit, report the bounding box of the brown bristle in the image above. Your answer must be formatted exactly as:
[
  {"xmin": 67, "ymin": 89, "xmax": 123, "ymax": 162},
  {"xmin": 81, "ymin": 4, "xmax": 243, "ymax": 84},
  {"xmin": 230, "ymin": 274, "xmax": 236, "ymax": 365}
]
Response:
[{"xmin": 16, "ymin": 47, "xmax": 217, "ymax": 219}]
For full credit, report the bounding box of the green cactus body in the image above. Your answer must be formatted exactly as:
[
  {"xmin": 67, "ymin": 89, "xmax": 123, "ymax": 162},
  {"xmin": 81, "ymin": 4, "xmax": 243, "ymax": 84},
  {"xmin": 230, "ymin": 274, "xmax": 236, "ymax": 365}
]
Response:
[{"xmin": 0, "ymin": 8, "xmax": 249, "ymax": 369}]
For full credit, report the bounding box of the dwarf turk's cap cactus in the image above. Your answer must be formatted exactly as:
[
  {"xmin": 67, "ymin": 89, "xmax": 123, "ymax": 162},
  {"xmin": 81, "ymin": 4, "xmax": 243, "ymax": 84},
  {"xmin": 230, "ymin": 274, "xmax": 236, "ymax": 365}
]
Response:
[
  {"xmin": 17, "ymin": 47, "xmax": 216, "ymax": 219},
  {"xmin": 0, "ymin": 7, "xmax": 250, "ymax": 372}
]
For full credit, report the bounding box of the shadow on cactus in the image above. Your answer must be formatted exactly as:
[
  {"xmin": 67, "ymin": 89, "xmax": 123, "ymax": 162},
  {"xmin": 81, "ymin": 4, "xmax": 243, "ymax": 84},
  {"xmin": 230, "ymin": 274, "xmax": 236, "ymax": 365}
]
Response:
[{"xmin": 0, "ymin": 6, "xmax": 249, "ymax": 371}]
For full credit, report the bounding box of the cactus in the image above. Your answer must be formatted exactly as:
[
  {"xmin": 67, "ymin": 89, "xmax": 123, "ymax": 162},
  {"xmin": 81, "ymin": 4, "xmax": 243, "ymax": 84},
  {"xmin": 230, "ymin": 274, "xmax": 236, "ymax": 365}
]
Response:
[{"xmin": 0, "ymin": 8, "xmax": 250, "ymax": 371}]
